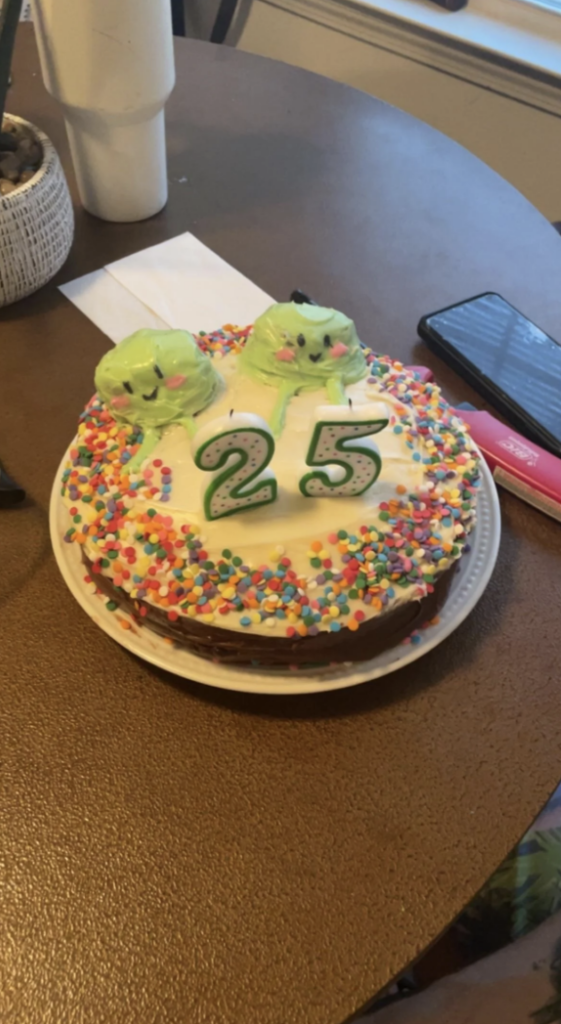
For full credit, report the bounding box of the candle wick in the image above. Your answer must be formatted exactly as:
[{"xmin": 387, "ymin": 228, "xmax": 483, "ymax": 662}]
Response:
[
  {"xmin": 229, "ymin": 408, "xmax": 234, "ymax": 417},
  {"xmin": 348, "ymin": 398, "xmax": 353, "ymax": 410}
]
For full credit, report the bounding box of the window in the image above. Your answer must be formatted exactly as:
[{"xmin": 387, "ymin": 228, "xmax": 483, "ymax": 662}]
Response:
[{"xmin": 520, "ymin": 0, "xmax": 561, "ymax": 11}]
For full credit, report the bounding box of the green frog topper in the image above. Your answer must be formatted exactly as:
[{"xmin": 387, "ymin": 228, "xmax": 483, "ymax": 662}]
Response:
[
  {"xmin": 239, "ymin": 302, "xmax": 367, "ymax": 435},
  {"xmin": 95, "ymin": 328, "xmax": 221, "ymax": 469}
]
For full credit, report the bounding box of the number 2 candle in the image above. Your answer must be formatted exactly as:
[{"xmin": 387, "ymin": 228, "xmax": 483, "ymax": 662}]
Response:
[{"xmin": 193, "ymin": 412, "xmax": 278, "ymax": 520}]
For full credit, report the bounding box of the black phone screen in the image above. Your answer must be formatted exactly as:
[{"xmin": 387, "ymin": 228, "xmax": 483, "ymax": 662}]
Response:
[{"xmin": 423, "ymin": 293, "xmax": 561, "ymax": 447}]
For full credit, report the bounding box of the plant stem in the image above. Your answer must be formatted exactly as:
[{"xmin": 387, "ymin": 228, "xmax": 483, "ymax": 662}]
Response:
[{"xmin": 0, "ymin": 0, "xmax": 23, "ymax": 132}]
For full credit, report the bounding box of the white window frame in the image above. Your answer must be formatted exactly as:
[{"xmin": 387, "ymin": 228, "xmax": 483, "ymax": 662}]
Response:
[
  {"xmin": 263, "ymin": 0, "xmax": 561, "ymax": 113},
  {"xmin": 353, "ymin": 0, "xmax": 561, "ymax": 76}
]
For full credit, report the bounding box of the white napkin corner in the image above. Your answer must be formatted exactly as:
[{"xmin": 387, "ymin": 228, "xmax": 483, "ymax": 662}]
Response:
[{"xmin": 59, "ymin": 232, "xmax": 275, "ymax": 344}]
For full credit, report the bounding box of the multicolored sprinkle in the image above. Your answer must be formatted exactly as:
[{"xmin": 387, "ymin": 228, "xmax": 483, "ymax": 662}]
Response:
[
  {"xmin": 62, "ymin": 329, "xmax": 480, "ymax": 640},
  {"xmin": 196, "ymin": 324, "xmax": 252, "ymax": 359}
]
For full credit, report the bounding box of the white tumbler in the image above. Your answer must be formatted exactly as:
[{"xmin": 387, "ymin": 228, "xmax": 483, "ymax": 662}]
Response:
[{"xmin": 31, "ymin": 0, "xmax": 176, "ymax": 222}]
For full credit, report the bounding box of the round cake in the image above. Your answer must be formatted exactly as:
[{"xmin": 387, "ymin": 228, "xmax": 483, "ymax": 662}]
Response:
[{"xmin": 59, "ymin": 301, "xmax": 481, "ymax": 667}]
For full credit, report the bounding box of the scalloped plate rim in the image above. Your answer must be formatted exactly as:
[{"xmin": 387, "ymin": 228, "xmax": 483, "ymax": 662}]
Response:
[{"xmin": 49, "ymin": 445, "xmax": 501, "ymax": 695}]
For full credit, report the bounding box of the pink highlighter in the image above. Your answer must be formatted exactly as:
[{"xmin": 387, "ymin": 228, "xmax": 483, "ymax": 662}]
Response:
[{"xmin": 405, "ymin": 365, "xmax": 561, "ymax": 523}]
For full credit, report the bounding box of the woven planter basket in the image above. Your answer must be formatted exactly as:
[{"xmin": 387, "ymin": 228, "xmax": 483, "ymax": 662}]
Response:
[{"xmin": 0, "ymin": 115, "xmax": 74, "ymax": 307}]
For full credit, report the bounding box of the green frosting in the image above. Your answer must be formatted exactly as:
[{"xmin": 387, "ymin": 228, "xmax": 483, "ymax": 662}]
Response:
[
  {"xmin": 94, "ymin": 328, "xmax": 221, "ymax": 469},
  {"xmin": 239, "ymin": 303, "xmax": 367, "ymax": 435}
]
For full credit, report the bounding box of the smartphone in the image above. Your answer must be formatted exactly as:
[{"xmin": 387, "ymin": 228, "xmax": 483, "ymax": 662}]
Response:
[{"xmin": 418, "ymin": 292, "xmax": 561, "ymax": 459}]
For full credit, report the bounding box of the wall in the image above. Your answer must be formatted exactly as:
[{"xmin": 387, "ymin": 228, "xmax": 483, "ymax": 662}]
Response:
[{"xmin": 236, "ymin": 1, "xmax": 561, "ymax": 222}]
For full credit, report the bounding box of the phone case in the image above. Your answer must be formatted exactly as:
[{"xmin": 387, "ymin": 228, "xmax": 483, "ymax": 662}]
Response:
[{"xmin": 455, "ymin": 404, "xmax": 561, "ymax": 523}]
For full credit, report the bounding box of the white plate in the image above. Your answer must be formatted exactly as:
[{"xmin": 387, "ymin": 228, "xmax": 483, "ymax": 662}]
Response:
[{"xmin": 50, "ymin": 450, "xmax": 501, "ymax": 695}]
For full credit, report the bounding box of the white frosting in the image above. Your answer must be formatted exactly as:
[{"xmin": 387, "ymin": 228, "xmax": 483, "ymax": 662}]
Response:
[
  {"xmin": 63, "ymin": 351, "xmax": 479, "ymax": 639},
  {"xmin": 145, "ymin": 355, "xmax": 424, "ymax": 545}
]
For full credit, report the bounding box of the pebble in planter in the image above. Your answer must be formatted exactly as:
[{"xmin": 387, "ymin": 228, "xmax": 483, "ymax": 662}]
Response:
[{"xmin": 0, "ymin": 114, "xmax": 42, "ymax": 194}]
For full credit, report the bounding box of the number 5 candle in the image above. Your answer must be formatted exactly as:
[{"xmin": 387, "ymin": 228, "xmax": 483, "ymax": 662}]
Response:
[
  {"xmin": 193, "ymin": 412, "xmax": 278, "ymax": 521},
  {"xmin": 299, "ymin": 402, "xmax": 389, "ymax": 498}
]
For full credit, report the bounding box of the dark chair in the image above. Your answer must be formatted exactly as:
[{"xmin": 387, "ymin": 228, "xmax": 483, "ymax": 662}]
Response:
[
  {"xmin": 171, "ymin": 0, "xmax": 185, "ymax": 36},
  {"xmin": 171, "ymin": 0, "xmax": 241, "ymax": 42}
]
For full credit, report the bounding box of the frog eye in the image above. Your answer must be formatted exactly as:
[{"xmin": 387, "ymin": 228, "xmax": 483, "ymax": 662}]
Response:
[
  {"xmin": 297, "ymin": 334, "xmax": 306, "ymax": 348},
  {"xmin": 123, "ymin": 381, "xmax": 134, "ymax": 394},
  {"xmin": 323, "ymin": 335, "xmax": 332, "ymax": 348},
  {"xmin": 154, "ymin": 365, "xmax": 164, "ymax": 379}
]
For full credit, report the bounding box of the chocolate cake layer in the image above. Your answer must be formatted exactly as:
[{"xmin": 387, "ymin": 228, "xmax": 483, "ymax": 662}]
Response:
[{"xmin": 85, "ymin": 554, "xmax": 455, "ymax": 668}]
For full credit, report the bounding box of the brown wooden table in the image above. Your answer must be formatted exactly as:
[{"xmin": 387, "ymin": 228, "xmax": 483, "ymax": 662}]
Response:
[{"xmin": 2, "ymin": 26, "xmax": 561, "ymax": 1024}]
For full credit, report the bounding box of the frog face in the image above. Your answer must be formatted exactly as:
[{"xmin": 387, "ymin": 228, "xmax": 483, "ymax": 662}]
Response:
[
  {"xmin": 94, "ymin": 328, "xmax": 221, "ymax": 429},
  {"xmin": 240, "ymin": 303, "xmax": 367, "ymax": 391}
]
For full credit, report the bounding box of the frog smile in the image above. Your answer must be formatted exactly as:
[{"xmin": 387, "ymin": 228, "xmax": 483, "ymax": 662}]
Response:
[
  {"xmin": 142, "ymin": 386, "xmax": 159, "ymax": 401},
  {"xmin": 309, "ymin": 353, "xmax": 322, "ymax": 363}
]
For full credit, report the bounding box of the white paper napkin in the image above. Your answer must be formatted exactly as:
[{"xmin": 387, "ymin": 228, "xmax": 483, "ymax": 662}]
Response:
[{"xmin": 59, "ymin": 232, "xmax": 275, "ymax": 344}]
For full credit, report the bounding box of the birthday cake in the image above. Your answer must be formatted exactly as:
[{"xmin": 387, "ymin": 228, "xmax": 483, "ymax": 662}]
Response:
[{"xmin": 59, "ymin": 301, "xmax": 480, "ymax": 667}]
